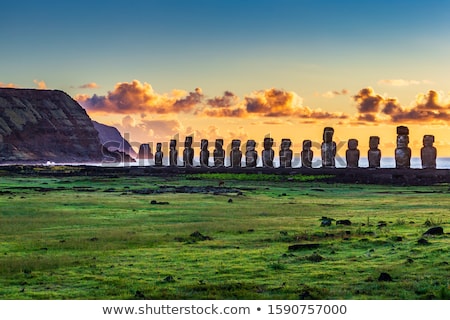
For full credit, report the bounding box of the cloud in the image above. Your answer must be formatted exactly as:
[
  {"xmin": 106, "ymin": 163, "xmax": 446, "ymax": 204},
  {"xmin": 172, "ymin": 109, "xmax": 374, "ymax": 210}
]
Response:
[
  {"xmin": 77, "ymin": 80, "xmax": 203, "ymax": 114},
  {"xmin": 245, "ymin": 88, "xmax": 304, "ymax": 116},
  {"xmin": 207, "ymin": 91, "xmax": 240, "ymax": 108},
  {"xmin": 353, "ymin": 87, "xmax": 384, "ymax": 114},
  {"xmin": 79, "ymin": 82, "xmax": 99, "ymax": 89},
  {"xmin": 353, "ymin": 87, "xmax": 450, "ymax": 123},
  {"xmin": 33, "ymin": 80, "xmax": 47, "ymax": 89},
  {"xmin": 0, "ymin": 82, "xmax": 18, "ymax": 88},
  {"xmin": 377, "ymin": 79, "xmax": 432, "ymax": 87},
  {"xmin": 321, "ymin": 89, "xmax": 349, "ymax": 98},
  {"xmin": 200, "ymin": 88, "xmax": 348, "ymax": 121}
]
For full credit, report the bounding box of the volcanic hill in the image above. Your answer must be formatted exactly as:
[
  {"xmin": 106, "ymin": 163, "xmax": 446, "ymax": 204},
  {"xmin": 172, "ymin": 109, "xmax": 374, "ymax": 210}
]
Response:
[{"xmin": 0, "ymin": 88, "xmax": 103, "ymax": 162}]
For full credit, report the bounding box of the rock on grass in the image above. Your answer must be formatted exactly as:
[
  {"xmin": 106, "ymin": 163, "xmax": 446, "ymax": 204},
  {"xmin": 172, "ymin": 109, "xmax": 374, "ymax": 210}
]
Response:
[{"xmin": 423, "ymin": 226, "xmax": 444, "ymax": 236}]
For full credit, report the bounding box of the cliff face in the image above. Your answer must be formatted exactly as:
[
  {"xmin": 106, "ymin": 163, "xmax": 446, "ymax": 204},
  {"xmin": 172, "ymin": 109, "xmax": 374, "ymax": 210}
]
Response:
[
  {"xmin": 0, "ymin": 88, "xmax": 102, "ymax": 162},
  {"xmin": 92, "ymin": 120, "xmax": 137, "ymax": 159}
]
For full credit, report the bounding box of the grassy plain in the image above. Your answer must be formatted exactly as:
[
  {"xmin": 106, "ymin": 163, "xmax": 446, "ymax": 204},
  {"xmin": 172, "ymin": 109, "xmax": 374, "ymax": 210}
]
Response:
[{"xmin": 0, "ymin": 171, "xmax": 449, "ymax": 299}]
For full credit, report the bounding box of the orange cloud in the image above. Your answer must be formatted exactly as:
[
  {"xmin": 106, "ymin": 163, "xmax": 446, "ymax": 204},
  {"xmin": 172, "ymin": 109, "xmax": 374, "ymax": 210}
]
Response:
[
  {"xmin": 321, "ymin": 89, "xmax": 349, "ymax": 98},
  {"xmin": 0, "ymin": 82, "xmax": 18, "ymax": 88},
  {"xmin": 377, "ymin": 79, "xmax": 431, "ymax": 86},
  {"xmin": 79, "ymin": 82, "xmax": 99, "ymax": 89},
  {"xmin": 78, "ymin": 80, "xmax": 203, "ymax": 114},
  {"xmin": 200, "ymin": 88, "xmax": 348, "ymax": 121},
  {"xmin": 33, "ymin": 80, "xmax": 47, "ymax": 89},
  {"xmin": 354, "ymin": 87, "xmax": 450, "ymax": 123}
]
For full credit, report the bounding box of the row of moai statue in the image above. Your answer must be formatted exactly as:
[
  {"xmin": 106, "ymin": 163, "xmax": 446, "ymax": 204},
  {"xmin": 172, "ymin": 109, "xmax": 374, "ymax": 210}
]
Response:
[
  {"xmin": 156, "ymin": 137, "xmax": 299, "ymax": 168},
  {"xmin": 147, "ymin": 125, "xmax": 437, "ymax": 169},
  {"xmin": 343, "ymin": 125, "xmax": 436, "ymax": 169}
]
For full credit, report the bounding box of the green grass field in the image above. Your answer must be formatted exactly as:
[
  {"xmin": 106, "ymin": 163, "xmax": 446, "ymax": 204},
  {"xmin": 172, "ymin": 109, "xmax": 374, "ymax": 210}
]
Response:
[{"xmin": 0, "ymin": 172, "xmax": 449, "ymax": 299}]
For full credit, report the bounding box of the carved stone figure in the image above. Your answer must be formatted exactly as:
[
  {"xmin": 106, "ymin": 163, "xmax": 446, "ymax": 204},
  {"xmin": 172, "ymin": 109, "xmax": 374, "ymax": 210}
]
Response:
[
  {"xmin": 262, "ymin": 137, "xmax": 274, "ymax": 168},
  {"xmin": 368, "ymin": 136, "xmax": 381, "ymax": 168},
  {"xmin": 138, "ymin": 144, "xmax": 151, "ymax": 160},
  {"xmin": 321, "ymin": 127, "xmax": 336, "ymax": 168},
  {"xmin": 169, "ymin": 139, "xmax": 178, "ymax": 167},
  {"xmin": 200, "ymin": 139, "xmax": 209, "ymax": 167},
  {"xmin": 245, "ymin": 140, "xmax": 258, "ymax": 168},
  {"xmin": 421, "ymin": 135, "xmax": 437, "ymax": 169},
  {"xmin": 230, "ymin": 139, "xmax": 242, "ymax": 167},
  {"xmin": 345, "ymin": 139, "xmax": 360, "ymax": 168},
  {"xmin": 154, "ymin": 142, "xmax": 163, "ymax": 166},
  {"xmin": 395, "ymin": 126, "xmax": 411, "ymax": 168},
  {"xmin": 279, "ymin": 138, "xmax": 293, "ymax": 168},
  {"xmin": 301, "ymin": 140, "xmax": 313, "ymax": 168},
  {"xmin": 183, "ymin": 136, "xmax": 194, "ymax": 167},
  {"xmin": 213, "ymin": 139, "xmax": 225, "ymax": 167}
]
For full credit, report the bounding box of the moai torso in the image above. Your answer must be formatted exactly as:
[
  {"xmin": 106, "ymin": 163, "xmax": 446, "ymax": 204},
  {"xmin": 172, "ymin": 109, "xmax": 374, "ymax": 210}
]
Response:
[
  {"xmin": 321, "ymin": 127, "xmax": 336, "ymax": 168},
  {"xmin": 395, "ymin": 126, "xmax": 411, "ymax": 169},
  {"xmin": 279, "ymin": 138, "xmax": 293, "ymax": 168},
  {"xmin": 169, "ymin": 139, "xmax": 178, "ymax": 167},
  {"xmin": 262, "ymin": 137, "xmax": 274, "ymax": 168},
  {"xmin": 301, "ymin": 140, "xmax": 313, "ymax": 168},
  {"xmin": 421, "ymin": 135, "xmax": 437, "ymax": 169},
  {"xmin": 183, "ymin": 136, "xmax": 194, "ymax": 167},
  {"xmin": 154, "ymin": 142, "xmax": 163, "ymax": 166},
  {"xmin": 200, "ymin": 139, "xmax": 209, "ymax": 167},
  {"xmin": 368, "ymin": 136, "xmax": 381, "ymax": 168},
  {"xmin": 213, "ymin": 139, "xmax": 225, "ymax": 167},
  {"xmin": 245, "ymin": 140, "xmax": 258, "ymax": 167},
  {"xmin": 346, "ymin": 139, "xmax": 360, "ymax": 168},
  {"xmin": 230, "ymin": 139, "xmax": 242, "ymax": 167}
]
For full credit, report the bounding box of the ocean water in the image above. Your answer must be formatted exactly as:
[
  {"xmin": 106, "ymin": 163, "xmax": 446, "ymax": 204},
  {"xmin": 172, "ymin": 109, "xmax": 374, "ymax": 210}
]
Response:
[{"xmin": 6, "ymin": 156, "xmax": 450, "ymax": 169}]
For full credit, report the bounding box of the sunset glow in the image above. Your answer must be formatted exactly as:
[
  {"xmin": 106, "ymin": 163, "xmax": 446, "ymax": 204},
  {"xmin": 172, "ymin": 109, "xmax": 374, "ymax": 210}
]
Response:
[{"xmin": 2, "ymin": 0, "xmax": 450, "ymax": 155}]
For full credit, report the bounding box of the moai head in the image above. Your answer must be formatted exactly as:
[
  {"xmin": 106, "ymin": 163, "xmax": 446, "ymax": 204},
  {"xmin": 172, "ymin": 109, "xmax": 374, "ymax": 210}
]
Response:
[
  {"xmin": 397, "ymin": 126, "xmax": 409, "ymax": 135},
  {"xmin": 348, "ymin": 139, "xmax": 358, "ymax": 150},
  {"xmin": 246, "ymin": 140, "xmax": 256, "ymax": 151},
  {"xmin": 232, "ymin": 139, "xmax": 241, "ymax": 150},
  {"xmin": 215, "ymin": 139, "xmax": 224, "ymax": 150},
  {"xmin": 263, "ymin": 137, "xmax": 274, "ymax": 150},
  {"xmin": 156, "ymin": 143, "xmax": 162, "ymax": 152},
  {"xmin": 423, "ymin": 135, "xmax": 435, "ymax": 147},
  {"xmin": 170, "ymin": 139, "xmax": 177, "ymax": 150},
  {"xmin": 201, "ymin": 139, "xmax": 208, "ymax": 150},
  {"xmin": 303, "ymin": 140, "xmax": 312, "ymax": 150},
  {"xmin": 281, "ymin": 139, "xmax": 291, "ymax": 150},
  {"xmin": 184, "ymin": 136, "xmax": 193, "ymax": 148},
  {"xmin": 369, "ymin": 136, "xmax": 380, "ymax": 150},
  {"xmin": 397, "ymin": 135, "xmax": 409, "ymax": 148},
  {"xmin": 323, "ymin": 127, "xmax": 334, "ymax": 143}
]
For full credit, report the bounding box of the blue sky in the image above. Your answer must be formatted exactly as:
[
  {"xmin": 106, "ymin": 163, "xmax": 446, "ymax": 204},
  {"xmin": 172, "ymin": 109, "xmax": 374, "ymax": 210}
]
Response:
[{"xmin": 2, "ymin": 0, "xmax": 450, "ymax": 154}]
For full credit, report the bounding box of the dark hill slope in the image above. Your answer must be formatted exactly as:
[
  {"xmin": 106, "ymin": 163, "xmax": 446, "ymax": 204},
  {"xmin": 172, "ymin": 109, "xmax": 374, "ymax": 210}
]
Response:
[{"xmin": 0, "ymin": 88, "xmax": 102, "ymax": 162}]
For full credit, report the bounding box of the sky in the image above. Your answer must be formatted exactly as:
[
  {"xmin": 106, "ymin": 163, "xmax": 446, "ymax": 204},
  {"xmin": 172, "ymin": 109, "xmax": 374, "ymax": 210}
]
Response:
[{"xmin": 2, "ymin": 0, "xmax": 450, "ymax": 158}]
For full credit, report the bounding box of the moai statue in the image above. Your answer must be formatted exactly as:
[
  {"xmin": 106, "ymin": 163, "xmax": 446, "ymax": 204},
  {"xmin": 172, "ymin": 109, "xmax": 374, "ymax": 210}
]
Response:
[
  {"xmin": 183, "ymin": 136, "xmax": 194, "ymax": 167},
  {"xmin": 154, "ymin": 142, "xmax": 163, "ymax": 166},
  {"xmin": 321, "ymin": 127, "xmax": 336, "ymax": 168},
  {"xmin": 301, "ymin": 140, "xmax": 313, "ymax": 168},
  {"xmin": 245, "ymin": 140, "xmax": 258, "ymax": 168},
  {"xmin": 169, "ymin": 139, "xmax": 178, "ymax": 167},
  {"xmin": 346, "ymin": 139, "xmax": 360, "ymax": 168},
  {"xmin": 200, "ymin": 139, "xmax": 210, "ymax": 167},
  {"xmin": 213, "ymin": 139, "xmax": 225, "ymax": 167},
  {"xmin": 279, "ymin": 138, "xmax": 293, "ymax": 168},
  {"xmin": 138, "ymin": 143, "xmax": 152, "ymax": 166},
  {"xmin": 395, "ymin": 126, "xmax": 411, "ymax": 168},
  {"xmin": 368, "ymin": 136, "xmax": 381, "ymax": 168},
  {"xmin": 138, "ymin": 144, "xmax": 151, "ymax": 160},
  {"xmin": 230, "ymin": 139, "xmax": 242, "ymax": 168},
  {"xmin": 421, "ymin": 135, "xmax": 437, "ymax": 169},
  {"xmin": 262, "ymin": 137, "xmax": 274, "ymax": 168}
]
